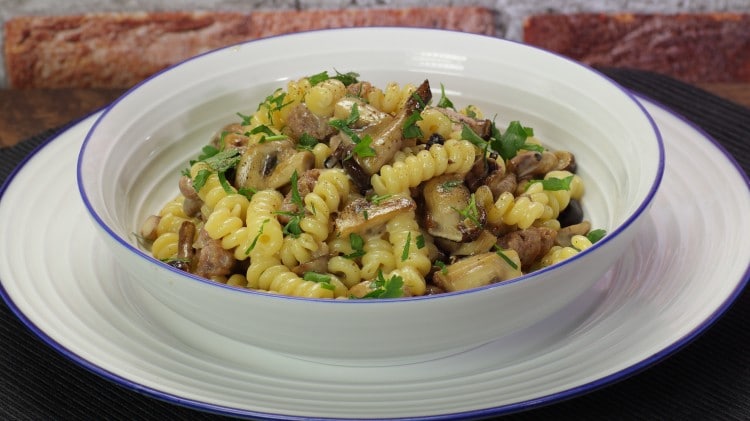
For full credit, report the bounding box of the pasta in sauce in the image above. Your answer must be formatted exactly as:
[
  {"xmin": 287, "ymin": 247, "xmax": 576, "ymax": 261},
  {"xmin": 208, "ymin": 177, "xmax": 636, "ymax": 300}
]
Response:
[{"xmin": 139, "ymin": 71, "xmax": 604, "ymax": 299}]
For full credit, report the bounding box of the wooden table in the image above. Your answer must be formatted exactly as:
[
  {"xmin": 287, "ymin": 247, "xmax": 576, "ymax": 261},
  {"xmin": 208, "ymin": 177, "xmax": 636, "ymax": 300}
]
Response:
[{"xmin": 1, "ymin": 83, "xmax": 749, "ymax": 148}]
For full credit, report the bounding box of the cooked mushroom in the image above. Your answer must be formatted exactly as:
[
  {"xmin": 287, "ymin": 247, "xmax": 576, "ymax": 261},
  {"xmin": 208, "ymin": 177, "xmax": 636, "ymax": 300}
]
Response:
[
  {"xmin": 430, "ymin": 106, "xmax": 493, "ymax": 139},
  {"xmin": 277, "ymin": 169, "xmax": 320, "ymax": 224},
  {"xmin": 553, "ymin": 150, "xmax": 577, "ymax": 173},
  {"xmin": 334, "ymin": 195, "xmax": 416, "ymax": 237},
  {"xmin": 507, "ymin": 150, "xmax": 559, "ymax": 180},
  {"xmin": 139, "ymin": 215, "xmax": 161, "ymax": 242},
  {"xmin": 432, "ymin": 251, "xmax": 522, "ymax": 292},
  {"xmin": 497, "ymin": 226, "xmax": 557, "ymax": 270},
  {"xmin": 556, "ymin": 220, "xmax": 591, "ymax": 247},
  {"xmin": 333, "ymin": 96, "xmax": 390, "ymax": 129},
  {"xmin": 421, "ymin": 174, "xmax": 484, "ymax": 242},
  {"xmin": 234, "ymin": 139, "xmax": 314, "ymax": 191},
  {"xmin": 210, "ymin": 123, "xmax": 250, "ymax": 154},
  {"xmin": 485, "ymin": 171, "xmax": 517, "ymax": 199},
  {"xmin": 435, "ymin": 230, "xmax": 498, "ymax": 256},
  {"xmin": 284, "ymin": 103, "xmax": 336, "ymax": 141},
  {"xmin": 344, "ymin": 79, "xmax": 432, "ymax": 176},
  {"xmin": 173, "ymin": 220, "xmax": 196, "ymax": 272},
  {"xmin": 465, "ymin": 156, "xmax": 500, "ymax": 191}
]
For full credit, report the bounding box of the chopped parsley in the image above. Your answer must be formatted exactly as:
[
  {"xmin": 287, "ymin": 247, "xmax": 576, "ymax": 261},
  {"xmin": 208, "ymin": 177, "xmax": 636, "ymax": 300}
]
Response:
[
  {"xmin": 416, "ymin": 234, "xmax": 426, "ymax": 249},
  {"xmin": 247, "ymin": 124, "xmax": 288, "ymax": 143},
  {"xmin": 343, "ymin": 233, "xmax": 366, "ymax": 260},
  {"xmin": 297, "ymin": 133, "xmax": 319, "ymax": 151},
  {"xmin": 257, "ymin": 89, "xmax": 293, "ymax": 125},
  {"xmin": 402, "ymin": 111, "xmax": 424, "ymax": 139},
  {"xmin": 453, "ymin": 193, "xmax": 482, "ymax": 229},
  {"xmin": 302, "ymin": 271, "xmax": 335, "ymax": 290},
  {"xmin": 367, "ymin": 193, "xmax": 392, "ymax": 205},
  {"xmin": 187, "ymin": 148, "xmax": 242, "ymax": 192},
  {"xmin": 493, "ymin": 245, "xmax": 519, "ymax": 270},
  {"xmin": 439, "ymin": 179, "xmax": 463, "ymax": 192},
  {"xmin": 355, "ymin": 270, "xmax": 404, "ymax": 299},
  {"xmin": 587, "ymin": 229, "xmax": 607, "ymax": 244},
  {"xmin": 274, "ymin": 170, "xmax": 304, "ymax": 237},
  {"xmin": 308, "ymin": 70, "xmax": 360, "ymax": 87},
  {"xmin": 245, "ymin": 218, "xmax": 270, "ymax": 255},
  {"xmin": 527, "ymin": 175, "xmax": 575, "ymax": 191},
  {"xmin": 490, "ymin": 120, "xmax": 544, "ymax": 161},
  {"xmin": 401, "ymin": 232, "xmax": 412, "ymax": 261},
  {"xmin": 329, "ymin": 103, "xmax": 376, "ymax": 159},
  {"xmin": 437, "ymin": 83, "xmax": 455, "ymax": 110},
  {"xmin": 435, "ymin": 260, "xmax": 448, "ymax": 274}
]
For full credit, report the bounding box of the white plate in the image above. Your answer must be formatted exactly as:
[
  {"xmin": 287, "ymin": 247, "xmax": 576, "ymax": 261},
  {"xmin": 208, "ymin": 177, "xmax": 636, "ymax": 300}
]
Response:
[{"xmin": 0, "ymin": 97, "xmax": 748, "ymax": 420}]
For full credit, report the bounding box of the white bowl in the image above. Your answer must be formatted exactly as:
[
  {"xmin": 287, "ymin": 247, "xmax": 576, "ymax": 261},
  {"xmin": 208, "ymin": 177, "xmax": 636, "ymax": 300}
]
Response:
[{"xmin": 78, "ymin": 27, "xmax": 664, "ymax": 365}]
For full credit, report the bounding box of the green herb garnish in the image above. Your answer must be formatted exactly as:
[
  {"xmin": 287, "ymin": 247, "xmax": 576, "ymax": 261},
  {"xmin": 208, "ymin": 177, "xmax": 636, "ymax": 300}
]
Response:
[
  {"xmin": 527, "ymin": 175, "xmax": 575, "ymax": 192},
  {"xmin": 493, "ymin": 245, "xmax": 519, "ymax": 270},
  {"xmin": 356, "ymin": 270, "xmax": 404, "ymax": 299},
  {"xmin": 402, "ymin": 112, "xmax": 424, "ymax": 139},
  {"xmin": 329, "ymin": 103, "xmax": 376, "ymax": 159},
  {"xmin": 453, "ymin": 193, "xmax": 482, "ymax": 229},
  {"xmin": 343, "ymin": 233, "xmax": 366, "ymax": 259},
  {"xmin": 274, "ymin": 170, "xmax": 304, "ymax": 237},
  {"xmin": 437, "ymin": 83, "xmax": 455, "ymax": 110},
  {"xmin": 401, "ymin": 232, "xmax": 412, "ymax": 262},
  {"xmin": 245, "ymin": 218, "xmax": 270, "ymax": 255},
  {"xmin": 297, "ymin": 133, "xmax": 319, "ymax": 151},
  {"xmin": 368, "ymin": 193, "xmax": 392, "ymax": 205},
  {"xmin": 587, "ymin": 229, "xmax": 607, "ymax": 244}
]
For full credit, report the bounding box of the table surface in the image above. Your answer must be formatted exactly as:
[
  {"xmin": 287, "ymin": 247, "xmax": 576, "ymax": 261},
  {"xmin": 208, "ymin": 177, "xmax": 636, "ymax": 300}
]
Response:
[{"xmin": 0, "ymin": 82, "xmax": 749, "ymax": 148}]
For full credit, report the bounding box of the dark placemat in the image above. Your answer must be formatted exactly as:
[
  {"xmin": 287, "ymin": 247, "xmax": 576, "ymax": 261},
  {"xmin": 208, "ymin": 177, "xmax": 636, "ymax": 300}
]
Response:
[{"xmin": 0, "ymin": 68, "xmax": 748, "ymax": 420}]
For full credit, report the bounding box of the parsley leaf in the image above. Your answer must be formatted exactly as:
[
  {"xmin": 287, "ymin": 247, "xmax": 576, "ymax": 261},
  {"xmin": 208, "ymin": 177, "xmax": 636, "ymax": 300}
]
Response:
[
  {"xmin": 402, "ymin": 112, "xmax": 424, "ymax": 139},
  {"xmin": 490, "ymin": 121, "xmax": 543, "ymax": 161},
  {"xmin": 401, "ymin": 232, "xmax": 412, "ymax": 262},
  {"xmin": 297, "ymin": 133, "xmax": 319, "ymax": 151},
  {"xmin": 587, "ymin": 229, "xmax": 607, "ymax": 244},
  {"xmin": 236, "ymin": 112, "xmax": 253, "ymax": 126},
  {"xmin": 308, "ymin": 71, "xmax": 330, "ymax": 86},
  {"xmin": 368, "ymin": 193, "xmax": 392, "ymax": 205},
  {"xmin": 528, "ymin": 175, "xmax": 574, "ymax": 192},
  {"xmin": 245, "ymin": 218, "xmax": 270, "ymax": 255},
  {"xmin": 357, "ymin": 270, "xmax": 404, "ymax": 299},
  {"xmin": 302, "ymin": 271, "xmax": 335, "ymax": 290},
  {"xmin": 343, "ymin": 233, "xmax": 366, "ymax": 259},
  {"xmin": 329, "ymin": 103, "xmax": 375, "ymax": 158},
  {"xmin": 332, "ymin": 70, "xmax": 360, "ymax": 86},
  {"xmin": 453, "ymin": 193, "xmax": 482, "ymax": 229},
  {"xmin": 437, "ymin": 83, "xmax": 455, "ymax": 110},
  {"xmin": 275, "ymin": 171, "xmax": 305, "ymax": 238}
]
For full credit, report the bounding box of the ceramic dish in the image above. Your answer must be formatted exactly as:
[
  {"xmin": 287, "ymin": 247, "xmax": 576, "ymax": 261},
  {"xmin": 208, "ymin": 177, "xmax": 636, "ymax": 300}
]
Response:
[{"xmin": 0, "ymin": 97, "xmax": 748, "ymax": 419}]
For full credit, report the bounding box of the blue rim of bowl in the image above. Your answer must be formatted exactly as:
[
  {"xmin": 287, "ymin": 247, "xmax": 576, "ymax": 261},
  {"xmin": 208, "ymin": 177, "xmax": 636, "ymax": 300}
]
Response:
[{"xmin": 76, "ymin": 26, "xmax": 665, "ymax": 305}]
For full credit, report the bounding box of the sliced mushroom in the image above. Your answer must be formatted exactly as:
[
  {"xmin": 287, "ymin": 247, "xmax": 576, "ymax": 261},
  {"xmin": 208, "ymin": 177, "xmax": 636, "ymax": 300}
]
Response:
[
  {"xmin": 210, "ymin": 123, "xmax": 250, "ymax": 154},
  {"xmin": 485, "ymin": 171, "xmax": 517, "ymax": 199},
  {"xmin": 553, "ymin": 150, "xmax": 577, "ymax": 173},
  {"xmin": 497, "ymin": 226, "xmax": 557, "ymax": 270},
  {"xmin": 193, "ymin": 228, "xmax": 237, "ymax": 278},
  {"xmin": 465, "ymin": 156, "xmax": 500, "ymax": 192},
  {"xmin": 556, "ymin": 220, "xmax": 591, "ymax": 247},
  {"xmin": 284, "ymin": 103, "xmax": 336, "ymax": 142},
  {"xmin": 234, "ymin": 139, "xmax": 314, "ymax": 191},
  {"xmin": 334, "ymin": 195, "xmax": 416, "ymax": 237},
  {"xmin": 430, "ymin": 106, "xmax": 493, "ymax": 139},
  {"xmin": 172, "ymin": 220, "xmax": 196, "ymax": 272},
  {"xmin": 507, "ymin": 150, "xmax": 558, "ymax": 180},
  {"xmin": 139, "ymin": 215, "xmax": 161, "ymax": 242},
  {"xmin": 435, "ymin": 230, "xmax": 498, "ymax": 256},
  {"xmin": 333, "ymin": 96, "xmax": 390, "ymax": 129},
  {"xmin": 432, "ymin": 251, "xmax": 522, "ymax": 292},
  {"xmin": 421, "ymin": 174, "xmax": 484, "ymax": 242},
  {"xmin": 349, "ymin": 79, "xmax": 432, "ymax": 176}
]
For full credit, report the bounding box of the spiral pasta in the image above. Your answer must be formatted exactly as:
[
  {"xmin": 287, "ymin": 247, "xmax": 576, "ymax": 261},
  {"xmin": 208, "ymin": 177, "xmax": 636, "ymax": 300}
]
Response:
[
  {"xmin": 299, "ymin": 169, "xmax": 350, "ymax": 243},
  {"xmin": 386, "ymin": 211, "xmax": 432, "ymax": 276},
  {"xmin": 371, "ymin": 139, "xmax": 476, "ymax": 196},
  {"xmin": 360, "ymin": 234, "xmax": 397, "ymax": 280}
]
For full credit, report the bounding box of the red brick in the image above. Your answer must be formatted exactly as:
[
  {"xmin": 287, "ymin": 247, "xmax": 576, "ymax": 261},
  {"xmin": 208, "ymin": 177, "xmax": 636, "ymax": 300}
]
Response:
[{"xmin": 523, "ymin": 13, "xmax": 750, "ymax": 83}]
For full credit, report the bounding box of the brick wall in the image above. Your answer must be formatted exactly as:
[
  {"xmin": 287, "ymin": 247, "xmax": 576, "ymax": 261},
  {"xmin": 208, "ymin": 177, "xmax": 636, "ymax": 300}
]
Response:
[{"xmin": 3, "ymin": 0, "xmax": 750, "ymax": 88}]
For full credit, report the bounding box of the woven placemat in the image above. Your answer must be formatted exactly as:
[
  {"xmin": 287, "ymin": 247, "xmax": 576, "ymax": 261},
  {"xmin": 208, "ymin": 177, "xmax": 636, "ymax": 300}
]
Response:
[{"xmin": 0, "ymin": 68, "xmax": 748, "ymax": 420}]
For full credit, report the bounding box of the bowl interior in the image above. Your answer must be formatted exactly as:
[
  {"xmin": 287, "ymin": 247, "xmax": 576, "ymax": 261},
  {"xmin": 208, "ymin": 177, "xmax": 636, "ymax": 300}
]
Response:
[{"xmin": 78, "ymin": 27, "xmax": 662, "ymax": 288}]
